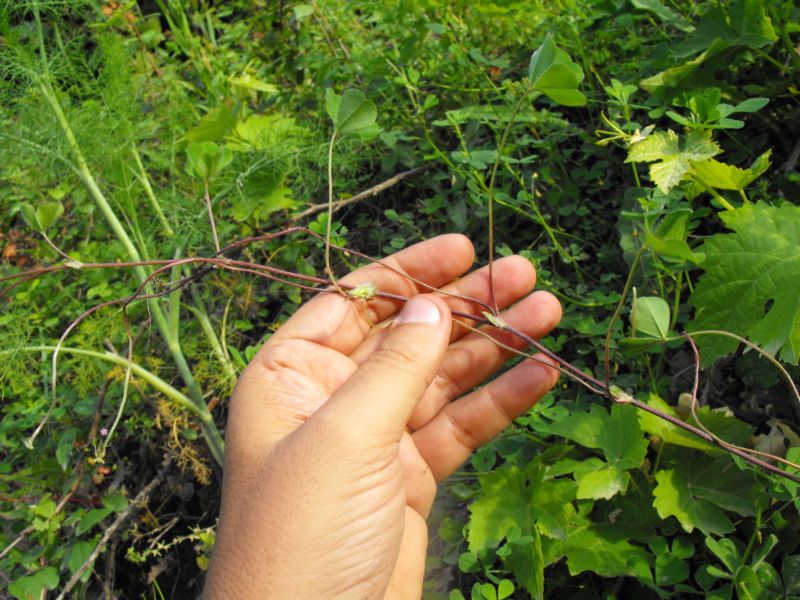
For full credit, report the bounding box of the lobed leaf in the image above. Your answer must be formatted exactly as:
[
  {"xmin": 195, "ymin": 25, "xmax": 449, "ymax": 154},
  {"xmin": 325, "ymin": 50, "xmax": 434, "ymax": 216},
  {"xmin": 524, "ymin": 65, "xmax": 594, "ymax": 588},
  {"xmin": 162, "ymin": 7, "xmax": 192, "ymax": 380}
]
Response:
[{"xmin": 690, "ymin": 203, "xmax": 800, "ymax": 364}]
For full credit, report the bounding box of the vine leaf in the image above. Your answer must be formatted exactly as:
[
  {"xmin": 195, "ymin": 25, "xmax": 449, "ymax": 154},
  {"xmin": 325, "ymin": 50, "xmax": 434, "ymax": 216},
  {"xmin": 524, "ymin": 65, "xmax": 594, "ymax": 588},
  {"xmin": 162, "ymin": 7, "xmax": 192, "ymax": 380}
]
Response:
[
  {"xmin": 528, "ymin": 34, "xmax": 587, "ymax": 107},
  {"xmin": 542, "ymin": 512, "xmax": 653, "ymax": 582},
  {"xmin": 8, "ymin": 567, "xmax": 60, "ymax": 600},
  {"xmin": 467, "ymin": 464, "xmax": 575, "ymax": 552},
  {"xmin": 652, "ymin": 452, "xmax": 764, "ymax": 535},
  {"xmin": 691, "ymin": 150, "xmax": 771, "ymax": 191},
  {"xmin": 505, "ymin": 526, "xmax": 544, "ymax": 600},
  {"xmin": 538, "ymin": 404, "xmax": 648, "ymax": 500},
  {"xmin": 185, "ymin": 142, "xmax": 233, "ymax": 181},
  {"xmin": 626, "ymin": 129, "xmax": 721, "ymax": 193},
  {"xmin": 689, "ymin": 203, "xmax": 800, "ymax": 364},
  {"xmin": 637, "ymin": 395, "xmax": 753, "ymax": 453}
]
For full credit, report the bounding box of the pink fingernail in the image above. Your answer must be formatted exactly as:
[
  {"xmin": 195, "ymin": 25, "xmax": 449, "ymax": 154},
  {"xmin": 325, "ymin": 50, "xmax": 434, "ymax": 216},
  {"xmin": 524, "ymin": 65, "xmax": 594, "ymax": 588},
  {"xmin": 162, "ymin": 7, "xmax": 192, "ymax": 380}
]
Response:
[{"xmin": 396, "ymin": 297, "xmax": 440, "ymax": 324}]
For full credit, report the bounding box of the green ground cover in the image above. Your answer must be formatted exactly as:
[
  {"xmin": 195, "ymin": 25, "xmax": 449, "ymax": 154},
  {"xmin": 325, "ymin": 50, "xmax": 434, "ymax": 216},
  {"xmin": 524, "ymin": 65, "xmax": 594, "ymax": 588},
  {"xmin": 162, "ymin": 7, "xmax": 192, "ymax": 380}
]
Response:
[{"xmin": 1, "ymin": 1, "xmax": 800, "ymax": 597}]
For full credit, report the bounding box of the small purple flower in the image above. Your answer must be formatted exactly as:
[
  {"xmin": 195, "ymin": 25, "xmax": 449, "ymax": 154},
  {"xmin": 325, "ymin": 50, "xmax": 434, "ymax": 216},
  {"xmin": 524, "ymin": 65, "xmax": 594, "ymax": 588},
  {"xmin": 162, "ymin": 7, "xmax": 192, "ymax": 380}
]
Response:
[{"xmin": 100, "ymin": 427, "xmax": 109, "ymax": 437}]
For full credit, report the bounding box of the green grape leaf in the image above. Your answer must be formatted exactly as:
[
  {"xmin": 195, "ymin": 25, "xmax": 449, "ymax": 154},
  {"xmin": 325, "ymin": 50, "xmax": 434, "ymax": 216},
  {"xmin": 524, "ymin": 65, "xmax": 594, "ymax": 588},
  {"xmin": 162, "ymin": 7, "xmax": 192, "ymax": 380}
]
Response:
[
  {"xmin": 505, "ymin": 525, "xmax": 544, "ymax": 600},
  {"xmin": 543, "ymin": 513, "xmax": 653, "ymax": 582},
  {"xmin": 229, "ymin": 114, "xmax": 307, "ymax": 151},
  {"xmin": 627, "ymin": 130, "xmax": 679, "ymax": 163},
  {"xmin": 9, "ymin": 567, "xmax": 59, "ymax": 600},
  {"xmin": 575, "ymin": 462, "xmax": 629, "ymax": 500},
  {"xmin": 539, "ymin": 404, "xmax": 649, "ymax": 471},
  {"xmin": 689, "ymin": 203, "xmax": 800, "ymax": 364},
  {"xmin": 627, "ymin": 129, "xmax": 721, "ymax": 193},
  {"xmin": 691, "ymin": 151, "xmax": 771, "ymax": 191},
  {"xmin": 653, "ymin": 454, "xmax": 763, "ymax": 535},
  {"xmin": 185, "ymin": 142, "xmax": 233, "ymax": 181},
  {"xmin": 325, "ymin": 88, "xmax": 379, "ymax": 137},
  {"xmin": 632, "ymin": 296, "xmax": 671, "ymax": 339},
  {"xmin": 467, "ymin": 463, "xmax": 576, "ymax": 552},
  {"xmin": 638, "ymin": 395, "xmax": 754, "ymax": 452},
  {"xmin": 528, "ymin": 34, "xmax": 586, "ymax": 106},
  {"xmin": 184, "ymin": 105, "xmax": 237, "ymax": 143},
  {"xmin": 232, "ymin": 169, "xmax": 298, "ymax": 222}
]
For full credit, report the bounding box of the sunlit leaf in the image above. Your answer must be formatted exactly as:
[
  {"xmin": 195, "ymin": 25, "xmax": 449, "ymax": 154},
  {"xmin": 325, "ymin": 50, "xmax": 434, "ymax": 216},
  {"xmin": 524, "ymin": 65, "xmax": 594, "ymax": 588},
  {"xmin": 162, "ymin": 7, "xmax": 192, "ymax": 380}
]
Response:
[{"xmin": 690, "ymin": 203, "xmax": 800, "ymax": 364}]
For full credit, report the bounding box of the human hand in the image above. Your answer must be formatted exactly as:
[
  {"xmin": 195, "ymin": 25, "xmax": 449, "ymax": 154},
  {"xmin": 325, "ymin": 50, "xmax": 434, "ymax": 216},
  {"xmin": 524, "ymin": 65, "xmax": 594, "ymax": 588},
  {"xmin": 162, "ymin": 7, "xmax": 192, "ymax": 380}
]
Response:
[{"xmin": 204, "ymin": 234, "xmax": 561, "ymax": 599}]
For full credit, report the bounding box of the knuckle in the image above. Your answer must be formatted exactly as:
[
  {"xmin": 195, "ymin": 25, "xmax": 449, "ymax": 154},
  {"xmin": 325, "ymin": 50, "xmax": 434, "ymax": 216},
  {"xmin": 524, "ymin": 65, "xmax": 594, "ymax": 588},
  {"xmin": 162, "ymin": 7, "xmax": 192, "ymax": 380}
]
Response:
[
  {"xmin": 444, "ymin": 411, "xmax": 482, "ymax": 452},
  {"xmin": 370, "ymin": 343, "xmax": 424, "ymax": 374}
]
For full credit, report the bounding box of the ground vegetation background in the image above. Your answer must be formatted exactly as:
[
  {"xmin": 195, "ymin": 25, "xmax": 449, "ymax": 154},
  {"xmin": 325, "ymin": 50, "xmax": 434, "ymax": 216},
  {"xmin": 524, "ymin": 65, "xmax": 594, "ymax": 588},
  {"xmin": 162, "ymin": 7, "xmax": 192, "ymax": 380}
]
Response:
[{"xmin": 1, "ymin": 1, "xmax": 800, "ymax": 598}]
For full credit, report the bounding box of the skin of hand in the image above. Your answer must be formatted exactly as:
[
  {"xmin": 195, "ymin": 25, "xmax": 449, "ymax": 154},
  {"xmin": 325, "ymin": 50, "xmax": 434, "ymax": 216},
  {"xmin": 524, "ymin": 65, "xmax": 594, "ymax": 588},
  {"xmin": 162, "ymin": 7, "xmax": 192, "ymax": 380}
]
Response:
[{"xmin": 203, "ymin": 234, "xmax": 562, "ymax": 599}]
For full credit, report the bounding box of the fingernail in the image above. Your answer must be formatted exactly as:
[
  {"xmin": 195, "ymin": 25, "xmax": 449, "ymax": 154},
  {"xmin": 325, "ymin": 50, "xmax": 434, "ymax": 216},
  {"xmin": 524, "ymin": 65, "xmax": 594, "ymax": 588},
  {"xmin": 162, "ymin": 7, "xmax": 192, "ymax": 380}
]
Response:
[{"xmin": 396, "ymin": 297, "xmax": 441, "ymax": 325}]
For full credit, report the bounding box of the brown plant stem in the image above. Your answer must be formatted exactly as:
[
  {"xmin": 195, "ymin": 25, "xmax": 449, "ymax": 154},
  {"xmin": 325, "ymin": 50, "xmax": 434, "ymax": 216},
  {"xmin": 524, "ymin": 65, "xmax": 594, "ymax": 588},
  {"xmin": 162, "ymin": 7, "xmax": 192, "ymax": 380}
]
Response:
[
  {"xmin": 7, "ymin": 230, "xmax": 800, "ymax": 485},
  {"xmin": 55, "ymin": 458, "xmax": 173, "ymax": 600},
  {"xmin": 289, "ymin": 164, "xmax": 433, "ymax": 223}
]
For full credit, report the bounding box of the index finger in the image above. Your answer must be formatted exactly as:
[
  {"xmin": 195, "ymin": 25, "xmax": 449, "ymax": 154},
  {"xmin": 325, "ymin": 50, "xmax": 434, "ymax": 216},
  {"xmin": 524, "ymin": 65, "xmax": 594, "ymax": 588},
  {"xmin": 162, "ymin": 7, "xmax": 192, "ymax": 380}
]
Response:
[{"xmin": 270, "ymin": 234, "xmax": 475, "ymax": 355}]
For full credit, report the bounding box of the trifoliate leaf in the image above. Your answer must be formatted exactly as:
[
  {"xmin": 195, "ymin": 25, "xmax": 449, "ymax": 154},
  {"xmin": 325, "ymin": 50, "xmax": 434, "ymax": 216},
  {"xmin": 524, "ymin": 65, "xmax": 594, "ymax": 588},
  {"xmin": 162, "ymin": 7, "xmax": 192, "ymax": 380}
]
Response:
[
  {"xmin": 528, "ymin": 34, "xmax": 586, "ymax": 107},
  {"xmin": 653, "ymin": 537, "xmax": 691, "ymax": 585},
  {"xmin": 689, "ymin": 203, "xmax": 800, "ymax": 364},
  {"xmin": 325, "ymin": 88, "xmax": 378, "ymax": 135},
  {"xmin": 632, "ymin": 296, "xmax": 671, "ymax": 339}
]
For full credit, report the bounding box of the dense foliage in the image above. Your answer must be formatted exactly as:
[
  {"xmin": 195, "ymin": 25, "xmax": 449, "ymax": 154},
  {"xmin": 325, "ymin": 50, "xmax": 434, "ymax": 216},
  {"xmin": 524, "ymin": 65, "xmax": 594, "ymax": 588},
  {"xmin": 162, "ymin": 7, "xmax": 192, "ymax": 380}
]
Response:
[{"xmin": 1, "ymin": 1, "xmax": 799, "ymax": 598}]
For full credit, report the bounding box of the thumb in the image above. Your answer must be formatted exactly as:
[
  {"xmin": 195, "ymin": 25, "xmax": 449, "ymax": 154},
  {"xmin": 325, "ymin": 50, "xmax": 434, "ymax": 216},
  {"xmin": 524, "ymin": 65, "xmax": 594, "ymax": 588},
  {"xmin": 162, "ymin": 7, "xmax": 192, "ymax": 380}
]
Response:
[{"xmin": 319, "ymin": 295, "xmax": 452, "ymax": 438}]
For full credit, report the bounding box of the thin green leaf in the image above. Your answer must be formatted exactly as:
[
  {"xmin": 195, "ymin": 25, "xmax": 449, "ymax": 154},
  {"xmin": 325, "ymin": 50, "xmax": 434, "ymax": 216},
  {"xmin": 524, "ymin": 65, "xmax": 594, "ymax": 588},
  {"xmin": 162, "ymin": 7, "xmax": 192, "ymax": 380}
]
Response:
[{"xmin": 632, "ymin": 296, "xmax": 671, "ymax": 339}]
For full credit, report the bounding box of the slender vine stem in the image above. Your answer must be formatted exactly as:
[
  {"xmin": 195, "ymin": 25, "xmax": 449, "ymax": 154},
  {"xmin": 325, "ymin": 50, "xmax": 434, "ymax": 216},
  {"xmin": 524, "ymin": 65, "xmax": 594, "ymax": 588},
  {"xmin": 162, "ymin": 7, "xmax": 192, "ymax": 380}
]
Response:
[
  {"xmin": 325, "ymin": 130, "xmax": 346, "ymax": 297},
  {"xmin": 604, "ymin": 244, "xmax": 647, "ymax": 390},
  {"xmin": 486, "ymin": 87, "xmax": 531, "ymax": 314},
  {"xmin": 204, "ymin": 180, "xmax": 221, "ymax": 253},
  {"xmin": 7, "ymin": 225, "xmax": 800, "ymax": 483}
]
